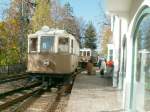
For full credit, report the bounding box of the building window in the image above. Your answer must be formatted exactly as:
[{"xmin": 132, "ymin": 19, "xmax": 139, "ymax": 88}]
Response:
[
  {"xmin": 134, "ymin": 14, "xmax": 150, "ymax": 111},
  {"xmin": 109, "ymin": 49, "xmax": 113, "ymax": 60}
]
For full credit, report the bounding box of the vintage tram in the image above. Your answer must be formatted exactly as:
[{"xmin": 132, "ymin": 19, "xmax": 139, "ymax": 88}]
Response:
[
  {"xmin": 79, "ymin": 48, "xmax": 91, "ymax": 68},
  {"xmin": 79, "ymin": 48, "xmax": 98, "ymax": 68},
  {"xmin": 27, "ymin": 26, "xmax": 79, "ymax": 85},
  {"xmin": 79, "ymin": 48, "xmax": 91, "ymax": 63}
]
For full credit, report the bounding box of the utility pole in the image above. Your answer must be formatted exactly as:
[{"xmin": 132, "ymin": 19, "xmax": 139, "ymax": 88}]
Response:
[
  {"xmin": 19, "ymin": 0, "xmax": 36, "ymax": 64},
  {"xmin": 19, "ymin": 0, "xmax": 24, "ymax": 64}
]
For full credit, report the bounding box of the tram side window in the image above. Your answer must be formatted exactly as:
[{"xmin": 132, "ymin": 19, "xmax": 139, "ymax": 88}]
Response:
[
  {"xmin": 30, "ymin": 38, "xmax": 37, "ymax": 52},
  {"xmin": 83, "ymin": 51, "xmax": 86, "ymax": 56},
  {"xmin": 87, "ymin": 51, "xmax": 91, "ymax": 56},
  {"xmin": 71, "ymin": 39, "xmax": 73, "ymax": 53},
  {"xmin": 80, "ymin": 51, "xmax": 82, "ymax": 56},
  {"xmin": 58, "ymin": 38, "xmax": 69, "ymax": 53}
]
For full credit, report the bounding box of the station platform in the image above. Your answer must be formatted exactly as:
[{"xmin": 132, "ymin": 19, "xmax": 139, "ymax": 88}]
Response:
[{"xmin": 65, "ymin": 71, "xmax": 123, "ymax": 112}]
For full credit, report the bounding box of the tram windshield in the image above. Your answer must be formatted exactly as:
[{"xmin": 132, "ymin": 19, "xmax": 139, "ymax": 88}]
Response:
[{"xmin": 40, "ymin": 36, "xmax": 54, "ymax": 52}]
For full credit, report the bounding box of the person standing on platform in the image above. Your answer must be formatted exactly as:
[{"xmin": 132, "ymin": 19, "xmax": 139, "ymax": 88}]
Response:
[
  {"xmin": 106, "ymin": 59, "xmax": 114, "ymax": 76},
  {"xmin": 97, "ymin": 57, "xmax": 102, "ymax": 69},
  {"xmin": 86, "ymin": 59, "xmax": 93, "ymax": 75},
  {"xmin": 99, "ymin": 58, "xmax": 106, "ymax": 77}
]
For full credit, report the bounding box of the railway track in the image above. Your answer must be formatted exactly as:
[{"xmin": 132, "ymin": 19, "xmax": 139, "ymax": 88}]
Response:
[
  {"xmin": 0, "ymin": 82, "xmax": 42, "ymax": 111},
  {"xmin": 0, "ymin": 70, "xmax": 82, "ymax": 112},
  {"xmin": 12, "ymin": 86, "xmax": 70, "ymax": 112},
  {"xmin": 0, "ymin": 73, "xmax": 29, "ymax": 84},
  {"xmin": 14, "ymin": 70, "xmax": 81, "ymax": 112}
]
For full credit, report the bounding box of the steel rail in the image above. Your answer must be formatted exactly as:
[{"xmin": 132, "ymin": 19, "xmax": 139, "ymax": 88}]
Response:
[
  {"xmin": 0, "ymin": 86, "xmax": 43, "ymax": 111},
  {"xmin": 0, "ymin": 73, "xmax": 29, "ymax": 84},
  {"xmin": 47, "ymin": 70, "xmax": 82, "ymax": 112},
  {"xmin": 12, "ymin": 89, "xmax": 45, "ymax": 112},
  {"xmin": 0, "ymin": 82, "xmax": 41, "ymax": 99}
]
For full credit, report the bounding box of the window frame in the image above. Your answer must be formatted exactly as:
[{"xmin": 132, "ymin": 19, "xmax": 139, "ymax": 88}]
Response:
[
  {"xmin": 58, "ymin": 37, "xmax": 69, "ymax": 53},
  {"xmin": 29, "ymin": 37, "xmax": 38, "ymax": 53},
  {"xmin": 130, "ymin": 7, "xmax": 150, "ymax": 110}
]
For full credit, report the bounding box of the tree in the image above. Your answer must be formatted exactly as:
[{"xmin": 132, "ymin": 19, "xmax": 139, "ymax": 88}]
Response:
[
  {"xmin": 63, "ymin": 2, "xmax": 73, "ymax": 17},
  {"xmin": 56, "ymin": 2, "xmax": 80, "ymax": 40},
  {"xmin": 7, "ymin": 0, "xmax": 28, "ymax": 64},
  {"xmin": 61, "ymin": 2, "xmax": 75, "ymax": 34},
  {"xmin": 100, "ymin": 26, "xmax": 112, "ymax": 56},
  {"xmin": 0, "ymin": 0, "xmax": 30, "ymax": 65},
  {"xmin": 51, "ymin": 0, "xmax": 63, "ymax": 28},
  {"xmin": 78, "ymin": 17, "xmax": 86, "ymax": 47},
  {"xmin": 84, "ymin": 22, "xmax": 97, "ymax": 50},
  {"xmin": 31, "ymin": 0, "xmax": 53, "ymax": 31},
  {"xmin": 0, "ymin": 19, "xmax": 21, "ymax": 65}
]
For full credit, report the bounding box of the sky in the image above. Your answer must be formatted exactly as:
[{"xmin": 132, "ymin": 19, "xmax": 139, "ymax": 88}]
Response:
[
  {"xmin": 60, "ymin": 0, "xmax": 106, "ymax": 32},
  {"xmin": 60, "ymin": 0, "xmax": 106, "ymax": 50},
  {"xmin": 0, "ymin": 0, "xmax": 106, "ymax": 49},
  {"xmin": 0, "ymin": 0, "xmax": 106, "ymax": 31},
  {"xmin": 0, "ymin": 0, "xmax": 11, "ymax": 20}
]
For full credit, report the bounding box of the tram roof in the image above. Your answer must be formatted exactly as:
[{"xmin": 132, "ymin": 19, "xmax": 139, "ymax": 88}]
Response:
[
  {"xmin": 28, "ymin": 26, "xmax": 72, "ymax": 38},
  {"xmin": 80, "ymin": 48, "xmax": 91, "ymax": 51}
]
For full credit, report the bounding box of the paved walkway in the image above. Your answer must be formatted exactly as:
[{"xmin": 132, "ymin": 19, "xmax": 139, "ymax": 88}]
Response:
[{"xmin": 66, "ymin": 71, "xmax": 123, "ymax": 112}]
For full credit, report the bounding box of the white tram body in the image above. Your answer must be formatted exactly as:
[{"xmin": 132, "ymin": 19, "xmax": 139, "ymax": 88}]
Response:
[{"xmin": 27, "ymin": 26, "xmax": 79, "ymax": 75}]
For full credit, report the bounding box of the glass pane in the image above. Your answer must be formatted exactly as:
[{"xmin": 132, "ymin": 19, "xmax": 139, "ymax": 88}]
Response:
[
  {"xmin": 29, "ymin": 38, "xmax": 37, "ymax": 52},
  {"xmin": 87, "ymin": 51, "xmax": 91, "ymax": 56},
  {"xmin": 80, "ymin": 51, "xmax": 82, "ymax": 56},
  {"xmin": 83, "ymin": 51, "xmax": 86, "ymax": 56},
  {"xmin": 40, "ymin": 36, "xmax": 54, "ymax": 52},
  {"xmin": 135, "ymin": 15, "xmax": 150, "ymax": 111},
  {"xmin": 58, "ymin": 38, "xmax": 69, "ymax": 53},
  {"xmin": 144, "ymin": 52, "xmax": 150, "ymax": 110},
  {"xmin": 110, "ymin": 50, "xmax": 113, "ymax": 59}
]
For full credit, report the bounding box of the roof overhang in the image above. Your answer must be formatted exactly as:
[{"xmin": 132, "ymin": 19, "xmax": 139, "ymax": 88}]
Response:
[{"xmin": 105, "ymin": 0, "xmax": 132, "ymax": 16}]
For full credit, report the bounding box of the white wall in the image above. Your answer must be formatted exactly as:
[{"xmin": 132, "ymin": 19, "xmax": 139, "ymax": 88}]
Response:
[
  {"xmin": 118, "ymin": 18, "xmax": 128, "ymax": 90},
  {"xmin": 106, "ymin": 0, "xmax": 150, "ymax": 110},
  {"xmin": 107, "ymin": 0, "xmax": 150, "ymax": 111},
  {"xmin": 124, "ymin": 1, "xmax": 150, "ymax": 111},
  {"xmin": 111, "ymin": 16, "xmax": 120, "ymax": 87}
]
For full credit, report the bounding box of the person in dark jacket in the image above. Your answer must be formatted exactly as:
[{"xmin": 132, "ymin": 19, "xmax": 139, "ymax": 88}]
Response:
[
  {"xmin": 86, "ymin": 59, "xmax": 93, "ymax": 75},
  {"xmin": 100, "ymin": 59, "xmax": 106, "ymax": 75}
]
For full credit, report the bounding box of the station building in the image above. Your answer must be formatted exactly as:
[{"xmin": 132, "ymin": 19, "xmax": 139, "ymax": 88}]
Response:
[{"xmin": 106, "ymin": 0, "xmax": 150, "ymax": 111}]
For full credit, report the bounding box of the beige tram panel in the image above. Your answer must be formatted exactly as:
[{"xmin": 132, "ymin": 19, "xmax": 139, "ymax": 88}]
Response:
[{"xmin": 27, "ymin": 53, "xmax": 79, "ymax": 74}]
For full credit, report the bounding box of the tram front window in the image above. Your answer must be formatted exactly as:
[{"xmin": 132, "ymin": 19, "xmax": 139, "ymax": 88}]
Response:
[{"xmin": 40, "ymin": 36, "xmax": 54, "ymax": 52}]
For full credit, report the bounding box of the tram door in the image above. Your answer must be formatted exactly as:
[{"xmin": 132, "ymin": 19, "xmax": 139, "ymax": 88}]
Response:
[{"xmin": 132, "ymin": 13, "xmax": 150, "ymax": 111}]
